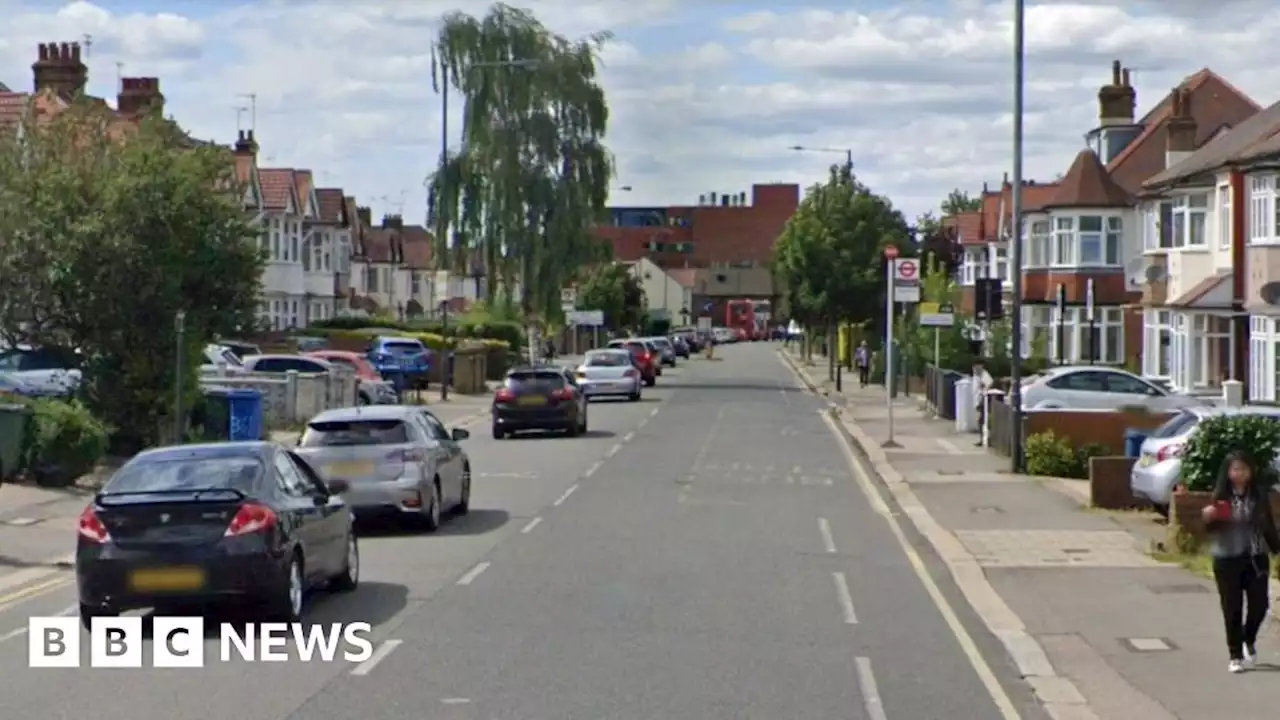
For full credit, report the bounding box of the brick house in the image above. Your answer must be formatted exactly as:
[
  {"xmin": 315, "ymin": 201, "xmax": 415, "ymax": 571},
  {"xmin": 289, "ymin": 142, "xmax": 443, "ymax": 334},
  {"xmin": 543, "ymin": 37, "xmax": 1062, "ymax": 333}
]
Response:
[{"xmin": 953, "ymin": 179, "xmax": 1059, "ymax": 315}]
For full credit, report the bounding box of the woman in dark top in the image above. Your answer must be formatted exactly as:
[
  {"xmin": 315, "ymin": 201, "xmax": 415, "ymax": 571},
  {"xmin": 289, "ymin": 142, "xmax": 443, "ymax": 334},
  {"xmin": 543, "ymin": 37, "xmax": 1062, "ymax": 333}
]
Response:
[{"xmin": 1202, "ymin": 451, "xmax": 1280, "ymax": 673}]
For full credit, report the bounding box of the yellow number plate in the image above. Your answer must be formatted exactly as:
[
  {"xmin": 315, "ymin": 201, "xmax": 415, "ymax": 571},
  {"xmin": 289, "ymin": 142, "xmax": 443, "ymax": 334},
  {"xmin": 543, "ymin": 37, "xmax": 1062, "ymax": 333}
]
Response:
[
  {"xmin": 518, "ymin": 396, "xmax": 546, "ymax": 406},
  {"xmin": 328, "ymin": 461, "xmax": 374, "ymax": 477},
  {"xmin": 129, "ymin": 567, "xmax": 206, "ymax": 593},
  {"xmin": 1138, "ymin": 456, "xmax": 1154, "ymax": 467}
]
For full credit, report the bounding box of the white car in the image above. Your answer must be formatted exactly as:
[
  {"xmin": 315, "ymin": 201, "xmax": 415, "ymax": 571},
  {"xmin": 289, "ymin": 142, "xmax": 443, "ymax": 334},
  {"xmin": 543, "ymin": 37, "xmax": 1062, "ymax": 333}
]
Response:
[
  {"xmin": 0, "ymin": 346, "xmax": 81, "ymax": 396},
  {"xmin": 1019, "ymin": 366, "xmax": 1206, "ymax": 412},
  {"xmin": 574, "ymin": 349, "xmax": 642, "ymax": 401}
]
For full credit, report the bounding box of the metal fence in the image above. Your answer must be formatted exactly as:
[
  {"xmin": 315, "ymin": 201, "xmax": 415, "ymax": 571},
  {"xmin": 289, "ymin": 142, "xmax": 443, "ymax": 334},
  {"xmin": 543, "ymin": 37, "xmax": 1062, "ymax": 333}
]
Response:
[{"xmin": 923, "ymin": 365, "xmax": 964, "ymax": 421}]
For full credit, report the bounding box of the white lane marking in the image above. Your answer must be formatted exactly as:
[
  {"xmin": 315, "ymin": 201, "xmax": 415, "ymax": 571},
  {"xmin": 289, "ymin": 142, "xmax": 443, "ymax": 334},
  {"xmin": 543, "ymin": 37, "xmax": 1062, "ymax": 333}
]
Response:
[
  {"xmin": 441, "ymin": 698, "xmax": 472, "ymax": 704},
  {"xmin": 350, "ymin": 639, "xmax": 403, "ymax": 676},
  {"xmin": 856, "ymin": 657, "xmax": 889, "ymax": 720},
  {"xmin": 650, "ymin": 407, "xmax": 660, "ymax": 417},
  {"xmin": 818, "ymin": 517, "xmax": 837, "ymax": 553},
  {"xmin": 606, "ymin": 444, "xmax": 621, "ymax": 457},
  {"xmin": 639, "ymin": 418, "xmax": 649, "ymax": 429},
  {"xmin": 623, "ymin": 431, "xmax": 635, "ymax": 442},
  {"xmin": 832, "ymin": 572, "xmax": 858, "ymax": 624},
  {"xmin": 553, "ymin": 484, "xmax": 578, "ymax": 506},
  {"xmin": 584, "ymin": 461, "xmax": 602, "ymax": 478},
  {"xmin": 521, "ymin": 517, "xmax": 543, "ymax": 534},
  {"xmin": 456, "ymin": 562, "xmax": 491, "ymax": 586},
  {"xmin": 820, "ymin": 410, "xmax": 1022, "ymax": 719},
  {"xmin": 0, "ymin": 604, "xmax": 75, "ymax": 644},
  {"xmin": 936, "ymin": 438, "xmax": 962, "ymax": 455}
]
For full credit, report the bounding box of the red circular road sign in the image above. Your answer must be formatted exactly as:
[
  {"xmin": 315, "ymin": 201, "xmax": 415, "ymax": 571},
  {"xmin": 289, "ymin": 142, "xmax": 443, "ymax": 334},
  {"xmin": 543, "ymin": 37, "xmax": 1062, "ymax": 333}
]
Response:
[
  {"xmin": 897, "ymin": 259, "xmax": 918, "ymax": 279},
  {"xmin": 883, "ymin": 246, "xmax": 899, "ymax": 259}
]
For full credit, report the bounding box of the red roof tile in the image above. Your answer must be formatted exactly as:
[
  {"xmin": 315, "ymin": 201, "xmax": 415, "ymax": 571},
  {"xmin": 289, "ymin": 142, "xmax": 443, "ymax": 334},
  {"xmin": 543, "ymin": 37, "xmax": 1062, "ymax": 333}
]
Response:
[
  {"xmin": 293, "ymin": 170, "xmax": 314, "ymax": 215},
  {"xmin": 315, "ymin": 188, "xmax": 346, "ymax": 224},
  {"xmin": 1043, "ymin": 149, "xmax": 1131, "ymax": 209},
  {"xmin": 258, "ymin": 169, "xmax": 296, "ymax": 211}
]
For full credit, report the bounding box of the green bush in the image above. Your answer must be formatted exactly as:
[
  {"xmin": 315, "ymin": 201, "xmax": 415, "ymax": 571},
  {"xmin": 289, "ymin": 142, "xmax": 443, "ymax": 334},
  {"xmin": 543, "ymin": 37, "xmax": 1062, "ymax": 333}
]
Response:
[
  {"xmin": 26, "ymin": 398, "xmax": 109, "ymax": 488},
  {"xmin": 311, "ymin": 316, "xmax": 525, "ymax": 353},
  {"xmin": 1181, "ymin": 413, "xmax": 1280, "ymax": 492},
  {"xmin": 1025, "ymin": 431, "xmax": 1083, "ymax": 478}
]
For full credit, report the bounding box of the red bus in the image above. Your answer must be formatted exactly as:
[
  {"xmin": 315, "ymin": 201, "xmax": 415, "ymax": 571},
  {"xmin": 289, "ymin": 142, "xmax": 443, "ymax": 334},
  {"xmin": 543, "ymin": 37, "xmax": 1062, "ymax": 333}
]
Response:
[{"xmin": 726, "ymin": 299, "xmax": 771, "ymax": 340}]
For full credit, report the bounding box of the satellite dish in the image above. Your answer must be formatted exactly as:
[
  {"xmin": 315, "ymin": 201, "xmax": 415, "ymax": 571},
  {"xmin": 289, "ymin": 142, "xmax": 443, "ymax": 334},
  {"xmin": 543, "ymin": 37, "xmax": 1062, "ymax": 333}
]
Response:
[
  {"xmin": 1260, "ymin": 282, "xmax": 1280, "ymax": 306},
  {"xmin": 1144, "ymin": 264, "xmax": 1167, "ymax": 284}
]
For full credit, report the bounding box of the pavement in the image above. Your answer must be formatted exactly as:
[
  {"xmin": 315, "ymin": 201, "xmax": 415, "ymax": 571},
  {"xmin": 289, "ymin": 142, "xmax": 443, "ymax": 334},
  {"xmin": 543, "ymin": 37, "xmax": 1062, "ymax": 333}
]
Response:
[
  {"xmin": 788, "ymin": 350, "xmax": 1280, "ymax": 719},
  {"xmin": 0, "ymin": 343, "xmax": 1056, "ymax": 720}
]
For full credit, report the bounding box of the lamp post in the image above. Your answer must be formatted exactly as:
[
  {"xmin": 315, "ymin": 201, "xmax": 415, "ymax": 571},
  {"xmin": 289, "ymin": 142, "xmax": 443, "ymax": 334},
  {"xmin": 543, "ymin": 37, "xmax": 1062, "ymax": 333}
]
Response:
[
  {"xmin": 788, "ymin": 145, "xmax": 854, "ymax": 174},
  {"xmin": 173, "ymin": 310, "xmax": 186, "ymax": 444},
  {"xmin": 1009, "ymin": 0, "xmax": 1027, "ymax": 472}
]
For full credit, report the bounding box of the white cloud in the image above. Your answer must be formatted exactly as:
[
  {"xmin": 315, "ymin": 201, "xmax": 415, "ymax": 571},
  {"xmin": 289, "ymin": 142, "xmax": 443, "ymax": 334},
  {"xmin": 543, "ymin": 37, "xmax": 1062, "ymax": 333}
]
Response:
[{"xmin": 0, "ymin": 0, "xmax": 1278, "ymax": 229}]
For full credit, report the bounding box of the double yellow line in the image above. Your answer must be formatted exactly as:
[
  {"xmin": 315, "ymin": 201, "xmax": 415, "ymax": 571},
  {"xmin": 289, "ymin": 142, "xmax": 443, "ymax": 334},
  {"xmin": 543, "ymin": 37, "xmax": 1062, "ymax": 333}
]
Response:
[{"xmin": 0, "ymin": 573, "xmax": 72, "ymax": 613}]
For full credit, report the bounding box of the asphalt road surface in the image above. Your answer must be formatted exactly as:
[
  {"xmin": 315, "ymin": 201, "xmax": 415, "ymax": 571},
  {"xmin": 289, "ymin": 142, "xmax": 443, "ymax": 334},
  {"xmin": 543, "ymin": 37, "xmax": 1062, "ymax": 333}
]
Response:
[{"xmin": 0, "ymin": 344, "xmax": 1047, "ymax": 720}]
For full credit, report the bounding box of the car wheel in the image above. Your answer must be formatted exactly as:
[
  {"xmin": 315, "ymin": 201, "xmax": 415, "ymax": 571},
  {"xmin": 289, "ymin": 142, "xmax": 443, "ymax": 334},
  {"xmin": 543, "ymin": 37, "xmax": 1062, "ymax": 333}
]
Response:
[
  {"xmin": 645, "ymin": 377, "xmax": 656, "ymax": 387},
  {"xmin": 629, "ymin": 392, "xmax": 641, "ymax": 402},
  {"xmin": 330, "ymin": 534, "xmax": 359, "ymax": 592},
  {"xmin": 492, "ymin": 424, "xmax": 505, "ymax": 440},
  {"xmin": 566, "ymin": 413, "xmax": 581, "ymax": 437},
  {"xmin": 1153, "ymin": 503, "xmax": 1169, "ymax": 519},
  {"xmin": 79, "ymin": 603, "xmax": 117, "ymax": 630},
  {"xmin": 267, "ymin": 552, "xmax": 305, "ymax": 622},
  {"xmin": 457, "ymin": 464, "xmax": 471, "ymax": 515},
  {"xmin": 579, "ymin": 407, "xmax": 588, "ymax": 433},
  {"xmin": 421, "ymin": 479, "xmax": 442, "ymax": 532}
]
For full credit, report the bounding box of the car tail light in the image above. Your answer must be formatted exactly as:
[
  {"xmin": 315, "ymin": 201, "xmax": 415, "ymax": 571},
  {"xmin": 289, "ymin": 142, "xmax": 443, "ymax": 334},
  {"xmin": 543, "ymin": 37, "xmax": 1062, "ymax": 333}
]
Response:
[
  {"xmin": 224, "ymin": 503, "xmax": 278, "ymax": 537},
  {"xmin": 1156, "ymin": 444, "xmax": 1185, "ymax": 462},
  {"xmin": 550, "ymin": 388, "xmax": 572, "ymax": 400},
  {"xmin": 78, "ymin": 506, "xmax": 111, "ymax": 544},
  {"xmin": 576, "ymin": 371, "xmax": 587, "ymax": 378},
  {"xmin": 390, "ymin": 448, "xmax": 425, "ymax": 463},
  {"xmin": 495, "ymin": 388, "xmax": 515, "ymax": 402},
  {"xmin": 624, "ymin": 368, "xmax": 638, "ymax": 378}
]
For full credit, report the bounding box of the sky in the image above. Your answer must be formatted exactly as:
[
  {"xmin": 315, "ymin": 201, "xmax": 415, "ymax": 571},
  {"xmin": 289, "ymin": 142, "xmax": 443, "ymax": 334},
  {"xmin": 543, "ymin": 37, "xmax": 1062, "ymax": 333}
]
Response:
[{"xmin": 2, "ymin": 0, "xmax": 1278, "ymax": 226}]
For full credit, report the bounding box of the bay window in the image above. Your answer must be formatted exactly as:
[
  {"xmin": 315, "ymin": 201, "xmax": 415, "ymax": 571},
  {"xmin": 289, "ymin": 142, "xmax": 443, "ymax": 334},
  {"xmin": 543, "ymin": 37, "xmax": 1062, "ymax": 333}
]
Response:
[
  {"xmin": 1142, "ymin": 309, "xmax": 1172, "ymax": 378},
  {"xmin": 1022, "ymin": 305, "xmax": 1052, "ymax": 358},
  {"xmin": 960, "ymin": 249, "xmax": 978, "ymax": 286},
  {"xmin": 1141, "ymin": 203, "xmax": 1159, "ymax": 251},
  {"xmin": 1218, "ymin": 185, "xmax": 1231, "ymax": 250},
  {"xmin": 1053, "ymin": 217, "xmax": 1074, "ymax": 265},
  {"xmin": 1251, "ymin": 316, "xmax": 1275, "ymax": 401},
  {"xmin": 1049, "ymin": 214, "xmax": 1123, "ymax": 267},
  {"xmin": 1044, "ymin": 306, "xmax": 1123, "ymax": 364},
  {"xmin": 1169, "ymin": 193, "xmax": 1208, "ymax": 248},
  {"xmin": 1027, "ymin": 219, "xmax": 1050, "ymax": 267},
  {"xmin": 1249, "ymin": 174, "xmax": 1277, "ymax": 244}
]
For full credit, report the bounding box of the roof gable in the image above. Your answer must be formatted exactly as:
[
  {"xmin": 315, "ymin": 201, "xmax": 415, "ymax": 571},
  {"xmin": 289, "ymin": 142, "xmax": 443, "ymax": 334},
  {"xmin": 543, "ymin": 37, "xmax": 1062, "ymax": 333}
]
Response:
[{"xmin": 1044, "ymin": 149, "xmax": 1131, "ymax": 209}]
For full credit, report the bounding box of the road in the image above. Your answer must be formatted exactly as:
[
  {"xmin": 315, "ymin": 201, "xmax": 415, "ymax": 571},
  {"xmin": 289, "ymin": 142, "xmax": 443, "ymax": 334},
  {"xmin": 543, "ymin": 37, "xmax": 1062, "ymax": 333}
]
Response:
[{"xmin": 0, "ymin": 344, "xmax": 1047, "ymax": 719}]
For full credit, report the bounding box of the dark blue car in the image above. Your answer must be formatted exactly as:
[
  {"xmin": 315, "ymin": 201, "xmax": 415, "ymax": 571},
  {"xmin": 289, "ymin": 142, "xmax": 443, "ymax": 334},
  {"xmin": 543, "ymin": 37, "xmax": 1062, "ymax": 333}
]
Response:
[{"xmin": 367, "ymin": 336, "xmax": 432, "ymax": 387}]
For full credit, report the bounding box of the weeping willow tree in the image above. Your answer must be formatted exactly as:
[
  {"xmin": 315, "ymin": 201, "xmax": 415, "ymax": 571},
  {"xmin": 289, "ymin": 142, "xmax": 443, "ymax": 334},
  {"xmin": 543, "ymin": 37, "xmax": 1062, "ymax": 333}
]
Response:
[{"xmin": 427, "ymin": 4, "xmax": 614, "ymax": 333}]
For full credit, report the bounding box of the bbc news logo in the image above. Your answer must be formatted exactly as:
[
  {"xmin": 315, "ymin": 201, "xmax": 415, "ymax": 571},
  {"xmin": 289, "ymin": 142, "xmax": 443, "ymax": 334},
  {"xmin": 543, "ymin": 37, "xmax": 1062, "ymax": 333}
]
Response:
[{"xmin": 28, "ymin": 616, "xmax": 375, "ymax": 668}]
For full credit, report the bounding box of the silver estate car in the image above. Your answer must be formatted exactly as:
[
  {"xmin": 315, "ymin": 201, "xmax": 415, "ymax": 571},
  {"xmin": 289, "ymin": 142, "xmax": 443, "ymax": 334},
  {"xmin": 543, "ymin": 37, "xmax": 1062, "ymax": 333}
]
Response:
[
  {"xmin": 1130, "ymin": 405, "xmax": 1280, "ymax": 513},
  {"xmin": 1020, "ymin": 366, "xmax": 1204, "ymax": 412},
  {"xmin": 293, "ymin": 405, "xmax": 471, "ymax": 531},
  {"xmin": 575, "ymin": 349, "xmax": 642, "ymax": 401}
]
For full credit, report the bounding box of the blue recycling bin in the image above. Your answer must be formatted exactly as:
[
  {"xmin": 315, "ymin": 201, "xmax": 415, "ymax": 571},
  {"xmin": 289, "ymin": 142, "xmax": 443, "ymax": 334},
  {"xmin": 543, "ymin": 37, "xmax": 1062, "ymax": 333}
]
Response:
[
  {"xmin": 1123, "ymin": 428, "xmax": 1148, "ymax": 458},
  {"xmin": 225, "ymin": 388, "xmax": 264, "ymax": 441}
]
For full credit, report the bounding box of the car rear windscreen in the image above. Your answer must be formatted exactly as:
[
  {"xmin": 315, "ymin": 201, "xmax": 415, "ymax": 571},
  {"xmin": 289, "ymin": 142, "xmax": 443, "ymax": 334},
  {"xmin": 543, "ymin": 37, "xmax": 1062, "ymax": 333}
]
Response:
[
  {"xmin": 105, "ymin": 457, "xmax": 263, "ymax": 494},
  {"xmin": 507, "ymin": 371, "xmax": 566, "ymax": 388},
  {"xmin": 1148, "ymin": 412, "xmax": 1198, "ymax": 439},
  {"xmin": 383, "ymin": 341, "xmax": 423, "ymax": 353},
  {"xmin": 586, "ymin": 353, "xmax": 629, "ymax": 367},
  {"xmin": 301, "ymin": 419, "xmax": 410, "ymax": 447}
]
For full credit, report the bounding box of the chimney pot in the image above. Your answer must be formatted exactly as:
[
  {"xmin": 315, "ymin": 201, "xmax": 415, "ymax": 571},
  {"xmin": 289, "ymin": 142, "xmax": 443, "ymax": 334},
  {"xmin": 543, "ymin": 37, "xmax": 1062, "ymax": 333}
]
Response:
[
  {"xmin": 71, "ymin": 43, "xmax": 80, "ymax": 62},
  {"xmin": 1121, "ymin": 68, "xmax": 1130, "ymax": 87},
  {"xmin": 238, "ymin": 130, "xmax": 246, "ymax": 142},
  {"xmin": 38, "ymin": 44, "xmax": 49, "ymax": 61},
  {"xmin": 246, "ymin": 130, "xmax": 255, "ymax": 142},
  {"xmin": 60, "ymin": 42, "xmax": 70, "ymax": 59},
  {"xmin": 1111, "ymin": 60, "xmax": 1121, "ymax": 84}
]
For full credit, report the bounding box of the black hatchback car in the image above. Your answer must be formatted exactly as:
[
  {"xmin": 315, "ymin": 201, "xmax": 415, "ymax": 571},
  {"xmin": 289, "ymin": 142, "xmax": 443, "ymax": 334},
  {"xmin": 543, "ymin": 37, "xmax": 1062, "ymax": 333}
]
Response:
[
  {"xmin": 76, "ymin": 442, "xmax": 358, "ymax": 628},
  {"xmin": 492, "ymin": 365, "xmax": 588, "ymax": 439}
]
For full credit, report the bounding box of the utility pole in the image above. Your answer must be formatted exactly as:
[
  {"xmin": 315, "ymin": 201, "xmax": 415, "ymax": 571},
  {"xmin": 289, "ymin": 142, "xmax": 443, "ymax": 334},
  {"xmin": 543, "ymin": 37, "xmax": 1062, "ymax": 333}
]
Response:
[{"xmin": 1008, "ymin": 0, "xmax": 1027, "ymax": 472}]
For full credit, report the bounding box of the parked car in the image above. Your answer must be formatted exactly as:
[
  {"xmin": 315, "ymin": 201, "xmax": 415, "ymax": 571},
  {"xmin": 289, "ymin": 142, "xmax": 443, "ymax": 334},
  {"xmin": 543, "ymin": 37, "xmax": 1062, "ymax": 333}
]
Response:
[
  {"xmin": 575, "ymin": 349, "xmax": 642, "ymax": 401},
  {"xmin": 240, "ymin": 354, "xmax": 334, "ymax": 375},
  {"xmin": 75, "ymin": 441, "xmax": 358, "ymax": 628},
  {"xmin": 607, "ymin": 339, "xmax": 658, "ymax": 386},
  {"xmin": 294, "ymin": 405, "xmax": 471, "ymax": 530},
  {"xmin": 0, "ymin": 371, "xmax": 40, "ymax": 398},
  {"xmin": 491, "ymin": 365, "xmax": 588, "ymax": 439},
  {"xmin": 306, "ymin": 350, "xmax": 397, "ymax": 405},
  {"xmin": 1019, "ymin": 366, "xmax": 1206, "ymax": 412},
  {"xmin": 203, "ymin": 344, "xmax": 247, "ymax": 375},
  {"xmin": 1130, "ymin": 406, "xmax": 1280, "ymax": 514},
  {"xmin": 641, "ymin": 336, "xmax": 677, "ymax": 367},
  {"xmin": 366, "ymin": 336, "xmax": 432, "ymax": 387},
  {"xmin": 0, "ymin": 345, "xmax": 81, "ymax": 396},
  {"xmin": 218, "ymin": 340, "xmax": 262, "ymax": 360},
  {"xmin": 669, "ymin": 335, "xmax": 690, "ymax": 359}
]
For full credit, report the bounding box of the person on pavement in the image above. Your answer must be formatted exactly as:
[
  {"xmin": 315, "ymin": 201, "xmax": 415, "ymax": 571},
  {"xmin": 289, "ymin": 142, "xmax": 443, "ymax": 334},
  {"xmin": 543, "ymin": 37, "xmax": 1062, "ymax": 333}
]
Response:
[
  {"xmin": 1202, "ymin": 451, "xmax": 1280, "ymax": 673},
  {"xmin": 854, "ymin": 341, "xmax": 871, "ymax": 388},
  {"xmin": 972, "ymin": 359, "xmax": 993, "ymax": 447}
]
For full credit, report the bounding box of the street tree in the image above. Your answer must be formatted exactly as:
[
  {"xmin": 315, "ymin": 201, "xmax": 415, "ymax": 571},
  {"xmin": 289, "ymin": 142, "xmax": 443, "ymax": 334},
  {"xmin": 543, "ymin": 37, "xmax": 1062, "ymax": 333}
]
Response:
[
  {"xmin": 941, "ymin": 188, "xmax": 981, "ymax": 214},
  {"xmin": 576, "ymin": 263, "xmax": 645, "ymax": 333},
  {"xmin": 0, "ymin": 101, "xmax": 264, "ymax": 453},
  {"xmin": 426, "ymin": 3, "xmax": 614, "ymax": 341}
]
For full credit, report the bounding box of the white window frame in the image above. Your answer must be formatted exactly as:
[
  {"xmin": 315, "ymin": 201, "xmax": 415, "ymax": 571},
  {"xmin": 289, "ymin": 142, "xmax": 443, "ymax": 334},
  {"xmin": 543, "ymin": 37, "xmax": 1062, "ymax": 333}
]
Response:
[
  {"xmin": 960, "ymin": 250, "xmax": 977, "ymax": 286},
  {"xmin": 1218, "ymin": 184, "xmax": 1232, "ymax": 250},
  {"xmin": 1024, "ymin": 219, "xmax": 1051, "ymax": 267},
  {"xmin": 1142, "ymin": 309, "xmax": 1172, "ymax": 379},
  {"xmin": 1052, "ymin": 217, "xmax": 1075, "ymax": 266},
  {"xmin": 1171, "ymin": 193, "xmax": 1209, "ymax": 249},
  {"xmin": 1049, "ymin": 214, "xmax": 1123, "ymax": 268},
  {"xmin": 1249, "ymin": 174, "xmax": 1279, "ymax": 245}
]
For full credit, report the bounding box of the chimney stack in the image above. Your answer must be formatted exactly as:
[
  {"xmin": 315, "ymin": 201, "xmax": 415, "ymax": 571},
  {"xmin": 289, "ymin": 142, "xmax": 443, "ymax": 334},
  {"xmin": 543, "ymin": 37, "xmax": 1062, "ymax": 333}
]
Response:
[
  {"xmin": 357, "ymin": 206, "xmax": 372, "ymax": 228},
  {"xmin": 381, "ymin": 214, "xmax": 402, "ymax": 230},
  {"xmin": 1098, "ymin": 59, "xmax": 1136, "ymax": 127},
  {"xmin": 117, "ymin": 77, "xmax": 165, "ymax": 117},
  {"xmin": 31, "ymin": 41, "xmax": 88, "ymax": 100},
  {"xmin": 233, "ymin": 129, "xmax": 258, "ymax": 157},
  {"xmin": 1166, "ymin": 88, "xmax": 1197, "ymax": 169}
]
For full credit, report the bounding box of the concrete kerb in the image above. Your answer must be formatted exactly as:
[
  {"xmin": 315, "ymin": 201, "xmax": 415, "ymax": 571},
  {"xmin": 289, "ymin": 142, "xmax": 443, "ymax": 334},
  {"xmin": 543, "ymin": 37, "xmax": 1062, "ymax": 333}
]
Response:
[{"xmin": 778, "ymin": 349, "xmax": 1097, "ymax": 720}]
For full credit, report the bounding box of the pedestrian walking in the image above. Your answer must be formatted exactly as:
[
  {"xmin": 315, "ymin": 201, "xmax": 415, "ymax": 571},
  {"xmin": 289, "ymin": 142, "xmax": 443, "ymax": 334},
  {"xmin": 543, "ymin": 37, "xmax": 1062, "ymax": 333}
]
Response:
[
  {"xmin": 854, "ymin": 341, "xmax": 871, "ymax": 387},
  {"xmin": 1202, "ymin": 451, "xmax": 1280, "ymax": 673},
  {"xmin": 972, "ymin": 359, "xmax": 993, "ymax": 447}
]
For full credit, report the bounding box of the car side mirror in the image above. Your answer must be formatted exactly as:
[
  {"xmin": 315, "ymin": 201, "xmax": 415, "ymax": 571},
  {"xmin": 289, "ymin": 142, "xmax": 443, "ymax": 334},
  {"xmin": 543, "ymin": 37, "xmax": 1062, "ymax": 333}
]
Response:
[
  {"xmin": 451, "ymin": 428, "xmax": 470, "ymax": 441},
  {"xmin": 327, "ymin": 478, "xmax": 351, "ymax": 494}
]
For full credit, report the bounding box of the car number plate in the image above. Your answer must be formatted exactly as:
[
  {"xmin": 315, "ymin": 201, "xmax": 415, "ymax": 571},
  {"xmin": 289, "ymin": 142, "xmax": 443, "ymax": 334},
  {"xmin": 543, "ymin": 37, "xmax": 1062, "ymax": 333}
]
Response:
[
  {"xmin": 518, "ymin": 396, "xmax": 546, "ymax": 406},
  {"xmin": 129, "ymin": 567, "xmax": 206, "ymax": 593},
  {"xmin": 328, "ymin": 461, "xmax": 374, "ymax": 477},
  {"xmin": 1138, "ymin": 455, "xmax": 1154, "ymax": 467}
]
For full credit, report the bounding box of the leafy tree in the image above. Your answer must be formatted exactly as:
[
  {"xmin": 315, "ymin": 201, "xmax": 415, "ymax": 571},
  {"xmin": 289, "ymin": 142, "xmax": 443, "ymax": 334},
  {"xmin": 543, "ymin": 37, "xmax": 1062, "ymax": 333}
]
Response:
[
  {"xmin": 917, "ymin": 221, "xmax": 964, "ymax": 280},
  {"xmin": 941, "ymin": 188, "xmax": 981, "ymax": 214},
  {"xmin": 426, "ymin": 3, "xmax": 614, "ymax": 334},
  {"xmin": 0, "ymin": 101, "xmax": 264, "ymax": 453},
  {"xmin": 576, "ymin": 263, "xmax": 645, "ymax": 332},
  {"xmin": 772, "ymin": 164, "xmax": 910, "ymax": 343}
]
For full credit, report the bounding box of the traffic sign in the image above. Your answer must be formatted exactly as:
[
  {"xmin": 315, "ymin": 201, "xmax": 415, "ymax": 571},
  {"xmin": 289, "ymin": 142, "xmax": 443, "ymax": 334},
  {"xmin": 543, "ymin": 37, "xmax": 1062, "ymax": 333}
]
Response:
[
  {"xmin": 919, "ymin": 302, "xmax": 954, "ymax": 327},
  {"xmin": 567, "ymin": 310, "xmax": 604, "ymax": 326},
  {"xmin": 891, "ymin": 258, "xmax": 920, "ymax": 303},
  {"xmin": 884, "ymin": 246, "xmax": 899, "ymax": 259}
]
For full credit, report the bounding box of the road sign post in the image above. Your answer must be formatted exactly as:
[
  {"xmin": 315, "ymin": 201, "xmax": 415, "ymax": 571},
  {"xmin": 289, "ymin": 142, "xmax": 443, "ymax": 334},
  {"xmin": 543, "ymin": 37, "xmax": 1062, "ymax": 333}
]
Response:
[{"xmin": 883, "ymin": 247, "xmax": 901, "ymax": 448}]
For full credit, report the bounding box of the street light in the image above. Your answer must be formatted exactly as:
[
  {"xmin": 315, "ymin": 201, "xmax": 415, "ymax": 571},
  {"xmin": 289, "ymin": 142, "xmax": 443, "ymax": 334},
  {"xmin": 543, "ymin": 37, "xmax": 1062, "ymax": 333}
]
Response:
[
  {"xmin": 789, "ymin": 145, "xmax": 854, "ymax": 173},
  {"xmin": 1008, "ymin": 0, "xmax": 1026, "ymax": 472}
]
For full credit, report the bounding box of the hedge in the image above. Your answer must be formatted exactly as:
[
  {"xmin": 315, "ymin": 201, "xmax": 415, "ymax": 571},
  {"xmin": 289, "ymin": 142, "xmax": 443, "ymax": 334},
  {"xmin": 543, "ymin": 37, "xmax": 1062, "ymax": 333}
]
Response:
[{"xmin": 310, "ymin": 316, "xmax": 523, "ymax": 352}]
